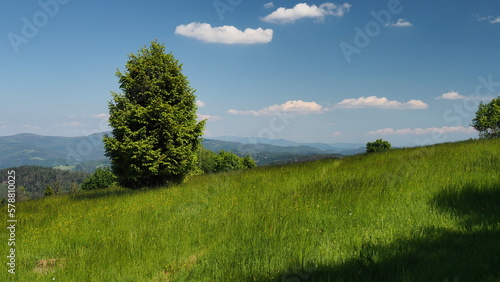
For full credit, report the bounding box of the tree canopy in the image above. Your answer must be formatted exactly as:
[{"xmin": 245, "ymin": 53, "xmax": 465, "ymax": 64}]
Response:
[
  {"xmin": 366, "ymin": 139, "xmax": 392, "ymax": 153},
  {"xmin": 104, "ymin": 41, "xmax": 205, "ymax": 188},
  {"xmin": 471, "ymin": 96, "xmax": 500, "ymax": 139}
]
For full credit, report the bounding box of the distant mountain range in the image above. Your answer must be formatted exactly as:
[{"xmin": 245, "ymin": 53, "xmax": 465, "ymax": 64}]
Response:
[
  {"xmin": 0, "ymin": 133, "xmax": 107, "ymax": 170},
  {"xmin": 0, "ymin": 132, "xmax": 365, "ymax": 170},
  {"xmin": 213, "ymin": 136, "xmax": 365, "ymax": 151}
]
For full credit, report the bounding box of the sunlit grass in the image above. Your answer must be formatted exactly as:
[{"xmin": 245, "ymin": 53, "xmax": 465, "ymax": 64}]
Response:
[{"xmin": 2, "ymin": 138, "xmax": 499, "ymax": 281}]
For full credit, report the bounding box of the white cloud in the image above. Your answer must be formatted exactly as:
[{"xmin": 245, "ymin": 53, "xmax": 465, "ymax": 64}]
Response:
[
  {"xmin": 93, "ymin": 113, "xmax": 110, "ymax": 119},
  {"xmin": 197, "ymin": 113, "xmax": 221, "ymax": 122},
  {"xmin": 264, "ymin": 2, "xmax": 274, "ymax": 9},
  {"xmin": 367, "ymin": 126, "xmax": 476, "ymax": 136},
  {"xmin": 435, "ymin": 91, "xmax": 467, "ymax": 100},
  {"xmin": 477, "ymin": 15, "xmax": 500, "ymax": 24},
  {"xmin": 331, "ymin": 131, "xmax": 343, "ymax": 137},
  {"xmin": 334, "ymin": 96, "xmax": 428, "ymax": 109},
  {"xmin": 385, "ymin": 18, "xmax": 412, "ymax": 27},
  {"xmin": 229, "ymin": 100, "xmax": 326, "ymax": 116},
  {"xmin": 261, "ymin": 2, "xmax": 351, "ymax": 24},
  {"xmin": 57, "ymin": 122, "xmax": 84, "ymax": 127},
  {"xmin": 196, "ymin": 100, "xmax": 206, "ymax": 107},
  {"xmin": 175, "ymin": 22, "xmax": 273, "ymax": 44}
]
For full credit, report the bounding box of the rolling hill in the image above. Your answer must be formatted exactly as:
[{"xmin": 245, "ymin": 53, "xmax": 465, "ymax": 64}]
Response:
[
  {"xmin": 2, "ymin": 138, "xmax": 499, "ymax": 281},
  {"xmin": 0, "ymin": 133, "xmax": 358, "ymax": 169},
  {"xmin": 0, "ymin": 133, "xmax": 107, "ymax": 169}
]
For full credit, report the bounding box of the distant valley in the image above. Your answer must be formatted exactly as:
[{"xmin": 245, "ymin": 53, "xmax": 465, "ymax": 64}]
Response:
[{"xmin": 0, "ymin": 132, "xmax": 365, "ymax": 171}]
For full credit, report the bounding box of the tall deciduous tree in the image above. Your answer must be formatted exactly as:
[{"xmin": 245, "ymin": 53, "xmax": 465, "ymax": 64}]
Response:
[
  {"xmin": 471, "ymin": 96, "xmax": 500, "ymax": 139},
  {"xmin": 104, "ymin": 41, "xmax": 205, "ymax": 188}
]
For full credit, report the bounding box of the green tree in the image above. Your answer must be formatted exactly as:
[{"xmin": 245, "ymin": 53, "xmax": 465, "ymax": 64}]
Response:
[
  {"xmin": 199, "ymin": 148, "xmax": 219, "ymax": 174},
  {"xmin": 81, "ymin": 168, "xmax": 117, "ymax": 191},
  {"xmin": 366, "ymin": 139, "xmax": 392, "ymax": 153},
  {"xmin": 215, "ymin": 150, "xmax": 245, "ymax": 172},
  {"xmin": 104, "ymin": 41, "xmax": 205, "ymax": 188},
  {"xmin": 471, "ymin": 96, "xmax": 500, "ymax": 138},
  {"xmin": 242, "ymin": 155, "xmax": 257, "ymax": 169}
]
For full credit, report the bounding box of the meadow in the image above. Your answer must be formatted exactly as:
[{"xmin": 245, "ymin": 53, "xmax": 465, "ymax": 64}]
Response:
[{"xmin": 2, "ymin": 138, "xmax": 499, "ymax": 281}]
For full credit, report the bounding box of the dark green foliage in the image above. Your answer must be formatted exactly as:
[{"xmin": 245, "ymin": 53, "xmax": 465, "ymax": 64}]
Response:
[
  {"xmin": 215, "ymin": 150, "xmax": 245, "ymax": 172},
  {"xmin": 242, "ymin": 155, "xmax": 257, "ymax": 169},
  {"xmin": 0, "ymin": 166, "xmax": 89, "ymax": 200},
  {"xmin": 471, "ymin": 96, "xmax": 500, "ymax": 138},
  {"xmin": 81, "ymin": 168, "xmax": 117, "ymax": 191},
  {"xmin": 198, "ymin": 149, "xmax": 257, "ymax": 173},
  {"xmin": 44, "ymin": 185, "xmax": 54, "ymax": 196},
  {"xmin": 199, "ymin": 148, "xmax": 219, "ymax": 174},
  {"xmin": 103, "ymin": 41, "xmax": 205, "ymax": 188},
  {"xmin": 366, "ymin": 139, "xmax": 392, "ymax": 153}
]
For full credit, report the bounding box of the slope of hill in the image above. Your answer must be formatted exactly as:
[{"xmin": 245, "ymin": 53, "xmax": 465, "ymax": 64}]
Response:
[{"xmin": 3, "ymin": 138, "xmax": 499, "ymax": 281}]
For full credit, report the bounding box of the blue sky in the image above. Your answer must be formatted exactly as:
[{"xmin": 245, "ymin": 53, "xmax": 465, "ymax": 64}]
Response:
[{"xmin": 1, "ymin": 0, "xmax": 500, "ymax": 146}]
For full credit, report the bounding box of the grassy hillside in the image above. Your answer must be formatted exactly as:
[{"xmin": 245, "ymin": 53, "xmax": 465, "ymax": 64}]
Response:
[{"xmin": 2, "ymin": 139, "xmax": 499, "ymax": 281}]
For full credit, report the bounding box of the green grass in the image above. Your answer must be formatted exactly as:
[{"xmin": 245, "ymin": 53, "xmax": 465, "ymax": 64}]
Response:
[{"xmin": 2, "ymin": 139, "xmax": 500, "ymax": 281}]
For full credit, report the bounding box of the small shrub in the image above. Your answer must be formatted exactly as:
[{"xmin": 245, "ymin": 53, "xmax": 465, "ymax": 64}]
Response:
[
  {"xmin": 366, "ymin": 139, "xmax": 392, "ymax": 153},
  {"xmin": 199, "ymin": 149, "xmax": 257, "ymax": 173},
  {"xmin": 44, "ymin": 185, "xmax": 54, "ymax": 196},
  {"xmin": 215, "ymin": 150, "xmax": 245, "ymax": 172},
  {"xmin": 81, "ymin": 168, "xmax": 117, "ymax": 191},
  {"xmin": 242, "ymin": 155, "xmax": 257, "ymax": 169}
]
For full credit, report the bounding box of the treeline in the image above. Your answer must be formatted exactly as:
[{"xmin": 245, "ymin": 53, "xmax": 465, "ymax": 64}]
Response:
[
  {"xmin": 80, "ymin": 149, "xmax": 258, "ymax": 191},
  {"xmin": 0, "ymin": 149, "xmax": 258, "ymax": 199},
  {"xmin": 0, "ymin": 166, "xmax": 89, "ymax": 201},
  {"xmin": 199, "ymin": 149, "xmax": 256, "ymax": 173}
]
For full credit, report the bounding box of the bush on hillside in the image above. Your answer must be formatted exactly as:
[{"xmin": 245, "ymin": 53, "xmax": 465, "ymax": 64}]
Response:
[
  {"xmin": 215, "ymin": 150, "xmax": 245, "ymax": 172},
  {"xmin": 471, "ymin": 96, "xmax": 500, "ymax": 138},
  {"xmin": 366, "ymin": 139, "xmax": 392, "ymax": 153},
  {"xmin": 199, "ymin": 149, "xmax": 257, "ymax": 173},
  {"xmin": 81, "ymin": 168, "xmax": 117, "ymax": 191},
  {"xmin": 199, "ymin": 148, "xmax": 219, "ymax": 174}
]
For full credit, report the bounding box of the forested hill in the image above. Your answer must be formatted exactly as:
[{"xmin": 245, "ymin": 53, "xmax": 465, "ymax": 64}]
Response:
[
  {"xmin": 0, "ymin": 166, "xmax": 89, "ymax": 201},
  {"xmin": 0, "ymin": 132, "xmax": 107, "ymax": 169},
  {"xmin": 0, "ymin": 133, "xmax": 357, "ymax": 170}
]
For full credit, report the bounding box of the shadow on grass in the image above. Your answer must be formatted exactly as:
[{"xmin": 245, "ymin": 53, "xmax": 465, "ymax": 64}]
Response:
[{"xmin": 268, "ymin": 183, "xmax": 500, "ymax": 281}]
